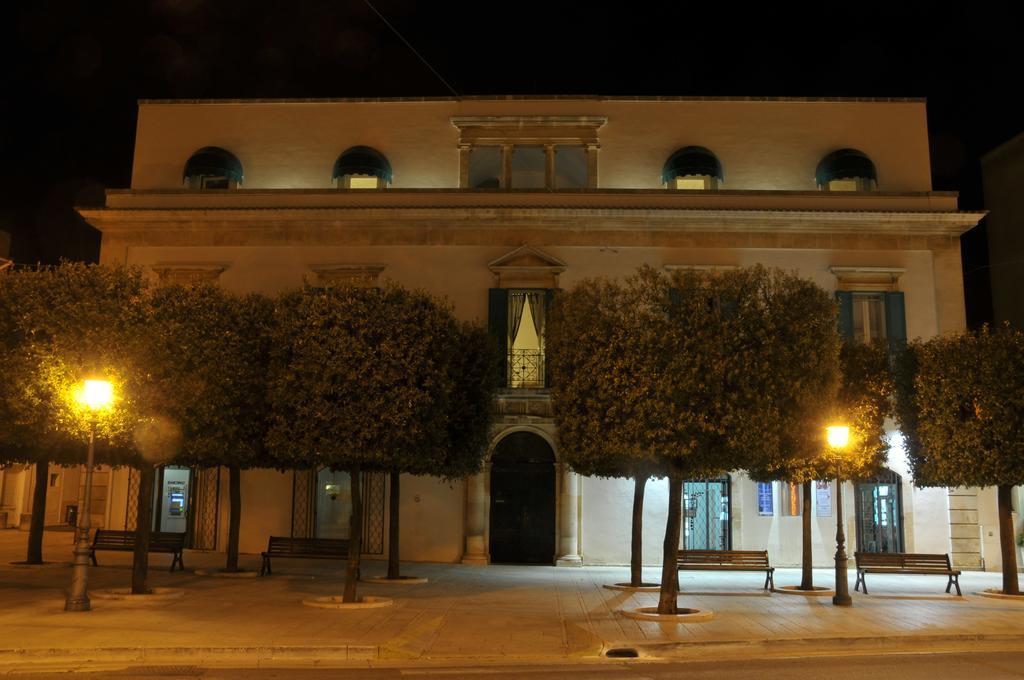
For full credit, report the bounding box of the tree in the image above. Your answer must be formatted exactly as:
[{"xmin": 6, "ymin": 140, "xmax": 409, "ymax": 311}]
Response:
[
  {"xmin": 386, "ymin": 319, "xmax": 500, "ymax": 580},
  {"xmin": 894, "ymin": 324, "xmax": 1024, "ymax": 595},
  {"xmin": 267, "ymin": 285, "xmax": 475, "ymax": 601},
  {"xmin": 143, "ymin": 284, "xmax": 273, "ymax": 573},
  {"xmin": 547, "ymin": 278, "xmax": 666, "ymax": 588},
  {"xmin": 549, "ymin": 265, "xmax": 839, "ymax": 615},
  {"xmin": 748, "ymin": 340, "xmax": 892, "ymax": 591},
  {"xmin": 0, "ymin": 263, "xmax": 145, "ymax": 565}
]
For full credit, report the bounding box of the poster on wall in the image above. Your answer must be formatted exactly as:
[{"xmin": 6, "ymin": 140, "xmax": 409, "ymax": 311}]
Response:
[
  {"xmin": 757, "ymin": 482, "xmax": 774, "ymax": 516},
  {"xmin": 815, "ymin": 480, "xmax": 832, "ymax": 517}
]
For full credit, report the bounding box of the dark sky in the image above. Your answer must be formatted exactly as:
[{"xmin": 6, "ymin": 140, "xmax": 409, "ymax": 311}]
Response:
[{"xmin": 3, "ymin": 1, "xmax": 1018, "ymax": 325}]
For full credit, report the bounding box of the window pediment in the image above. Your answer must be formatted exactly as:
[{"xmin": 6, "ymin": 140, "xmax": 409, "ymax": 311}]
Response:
[
  {"xmin": 451, "ymin": 116, "xmax": 606, "ymax": 146},
  {"xmin": 489, "ymin": 246, "xmax": 566, "ymax": 288},
  {"xmin": 311, "ymin": 263, "xmax": 386, "ymax": 288},
  {"xmin": 151, "ymin": 262, "xmax": 228, "ymax": 285},
  {"xmin": 830, "ymin": 266, "xmax": 904, "ymax": 292}
]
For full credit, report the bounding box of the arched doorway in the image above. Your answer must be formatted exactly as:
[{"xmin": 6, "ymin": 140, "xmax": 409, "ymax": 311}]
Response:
[
  {"xmin": 855, "ymin": 469, "xmax": 905, "ymax": 553},
  {"xmin": 489, "ymin": 431, "xmax": 556, "ymax": 564}
]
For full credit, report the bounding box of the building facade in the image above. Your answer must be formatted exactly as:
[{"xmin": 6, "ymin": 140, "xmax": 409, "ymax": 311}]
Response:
[
  {"xmin": 982, "ymin": 132, "xmax": 1024, "ymax": 330},
  {"xmin": 3, "ymin": 96, "xmax": 1014, "ymax": 570}
]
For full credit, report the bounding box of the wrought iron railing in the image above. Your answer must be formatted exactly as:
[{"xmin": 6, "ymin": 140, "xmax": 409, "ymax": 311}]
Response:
[{"xmin": 509, "ymin": 349, "xmax": 545, "ymax": 388}]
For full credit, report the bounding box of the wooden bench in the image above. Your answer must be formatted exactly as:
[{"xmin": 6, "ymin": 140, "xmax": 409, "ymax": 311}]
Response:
[
  {"xmin": 854, "ymin": 551, "xmax": 962, "ymax": 595},
  {"xmin": 678, "ymin": 549, "xmax": 775, "ymax": 590},
  {"xmin": 260, "ymin": 536, "xmax": 351, "ymax": 576},
  {"xmin": 90, "ymin": 529, "xmax": 186, "ymax": 572}
]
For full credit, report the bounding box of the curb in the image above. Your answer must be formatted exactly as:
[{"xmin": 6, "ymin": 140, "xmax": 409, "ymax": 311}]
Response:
[
  {"xmin": 4, "ymin": 633, "xmax": 1024, "ymax": 672},
  {"xmin": 608, "ymin": 632, "xmax": 1024, "ymax": 661}
]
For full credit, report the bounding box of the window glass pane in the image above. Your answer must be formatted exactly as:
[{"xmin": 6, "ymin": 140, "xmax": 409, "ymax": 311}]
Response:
[
  {"xmin": 782, "ymin": 482, "xmax": 801, "ymax": 516},
  {"xmin": 200, "ymin": 176, "xmax": 229, "ymax": 189},
  {"xmin": 508, "ymin": 290, "xmax": 545, "ymax": 388},
  {"xmin": 510, "ymin": 146, "xmax": 546, "ymax": 189},
  {"xmin": 316, "ymin": 469, "xmax": 352, "ymax": 539},
  {"xmin": 757, "ymin": 482, "xmax": 774, "ymax": 516},
  {"xmin": 852, "ymin": 294, "xmax": 887, "ymax": 343},
  {"xmin": 674, "ymin": 177, "xmax": 708, "ymax": 190},
  {"xmin": 345, "ymin": 175, "xmax": 379, "ymax": 189},
  {"xmin": 827, "ymin": 178, "xmax": 860, "ymax": 192},
  {"xmin": 554, "ymin": 146, "xmax": 587, "ymax": 189},
  {"xmin": 469, "ymin": 146, "xmax": 501, "ymax": 188}
]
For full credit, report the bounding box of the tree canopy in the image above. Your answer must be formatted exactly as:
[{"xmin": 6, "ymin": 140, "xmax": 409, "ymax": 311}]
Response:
[{"xmin": 895, "ymin": 324, "xmax": 1024, "ymax": 489}]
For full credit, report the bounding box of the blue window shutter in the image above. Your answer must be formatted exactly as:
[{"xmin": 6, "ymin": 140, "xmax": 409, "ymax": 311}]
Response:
[
  {"xmin": 488, "ymin": 288, "xmax": 509, "ymax": 387},
  {"xmin": 885, "ymin": 291, "xmax": 907, "ymax": 351},
  {"xmin": 836, "ymin": 291, "xmax": 854, "ymax": 340}
]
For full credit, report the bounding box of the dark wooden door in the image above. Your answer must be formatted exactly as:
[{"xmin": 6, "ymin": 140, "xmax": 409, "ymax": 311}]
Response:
[{"xmin": 489, "ymin": 432, "xmax": 555, "ymax": 564}]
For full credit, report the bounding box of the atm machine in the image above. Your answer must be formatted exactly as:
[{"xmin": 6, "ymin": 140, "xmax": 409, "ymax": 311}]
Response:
[{"xmin": 154, "ymin": 466, "xmax": 191, "ymax": 534}]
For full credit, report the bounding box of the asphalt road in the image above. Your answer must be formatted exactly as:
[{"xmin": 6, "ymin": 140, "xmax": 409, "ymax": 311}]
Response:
[{"xmin": 6, "ymin": 651, "xmax": 1024, "ymax": 679}]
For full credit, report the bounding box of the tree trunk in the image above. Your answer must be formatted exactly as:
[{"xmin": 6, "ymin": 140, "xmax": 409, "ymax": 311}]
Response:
[
  {"xmin": 800, "ymin": 479, "xmax": 813, "ymax": 590},
  {"xmin": 26, "ymin": 459, "xmax": 48, "ymax": 564},
  {"xmin": 387, "ymin": 470, "xmax": 400, "ymax": 580},
  {"xmin": 630, "ymin": 475, "xmax": 647, "ymax": 587},
  {"xmin": 342, "ymin": 466, "xmax": 363, "ymax": 603},
  {"xmin": 657, "ymin": 473, "xmax": 683, "ymax": 615},
  {"xmin": 132, "ymin": 462, "xmax": 156, "ymax": 595},
  {"xmin": 998, "ymin": 484, "xmax": 1020, "ymax": 595},
  {"xmin": 226, "ymin": 465, "xmax": 242, "ymax": 572}
]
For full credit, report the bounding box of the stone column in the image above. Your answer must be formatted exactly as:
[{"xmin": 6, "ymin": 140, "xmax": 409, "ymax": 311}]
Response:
[
  {"xmin": 556, "ymin": 464, "xmax": 582, "ymax": 566},
  {"xmin": 544, "ymin": 144, "xmax": 556, "ymax": 189},
  {"xmin": 458, "ymin": 144, "xmax": 472, "ymax": 188},
  {"xmin": 585, "ymin": 143, "xmax": 599, "ymax": 188},
  {"xmin": 501, "ymin": 144, "xmax": 514, "ymax": 189},
  {"xmin": 462, "ymin": 467, "xmax": 489, "ymax": 565}
]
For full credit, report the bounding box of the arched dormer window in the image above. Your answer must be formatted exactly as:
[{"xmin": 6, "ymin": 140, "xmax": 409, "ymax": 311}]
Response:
[
  {"xmin": 333, "ymin": 146, "xmax": 392, "ymax": 189},
  {"xmin": 816, "ymin": 148, "xmax": 877, "ymax": 191},
  {"xmin": 662, "ymin": 146, "xmax": 722, "ymax": 190},
  {"xmin": 183, "ymin": 147, "xmax": 243, "ymax": 189}
]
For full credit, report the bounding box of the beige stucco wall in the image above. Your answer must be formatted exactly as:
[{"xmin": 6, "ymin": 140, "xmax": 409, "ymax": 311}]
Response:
[{"xmin": 131, "ymin": 98, "xmax": 933, "ymax": 193}]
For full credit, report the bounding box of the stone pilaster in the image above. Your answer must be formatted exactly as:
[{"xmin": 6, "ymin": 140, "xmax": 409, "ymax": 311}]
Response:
[
  {"xmin": 556, "ymin": 464, "xmax": 582, "ymax": 566},
  {"xmin": 948, "ymin": 487, "xmax": 983, "ymax": 569},
  {"xmin": 461, "ymin": 467, "xmax": 489, "ymax": 565}
]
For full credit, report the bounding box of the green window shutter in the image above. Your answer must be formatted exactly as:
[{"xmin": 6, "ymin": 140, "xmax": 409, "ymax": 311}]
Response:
[
  {"xmin": 543, "ymin": 288, "xmax": 558, "ymax": 388},
  {"xmin": 835, "ymin": 291, "xmax": 854, "ymax": 340},
  {"xmin": 884, "ymin": 291, "xmax": 907, "ymax": 351},
  {"xmin": 488, "ymin": 288, "xmax": 509, "ymax": 387}
]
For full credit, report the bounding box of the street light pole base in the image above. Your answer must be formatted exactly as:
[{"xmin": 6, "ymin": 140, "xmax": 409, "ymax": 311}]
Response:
[
  {"xmin": 64, "ymin": 596, "xmax": 91, "ymax": 612},
  {"xmin": 831, "ymin": 594, "xmax": 852, "ymax": 607}
]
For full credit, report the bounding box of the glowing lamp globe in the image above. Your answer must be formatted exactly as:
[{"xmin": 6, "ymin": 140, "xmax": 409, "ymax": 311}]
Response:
[
  {"xmin": 80, "ymin": 380, "xmax": 113, "ymax": 411},
  {"xmin": 826, "ymin": 425, "xmax": 850, "ymax": 449}
]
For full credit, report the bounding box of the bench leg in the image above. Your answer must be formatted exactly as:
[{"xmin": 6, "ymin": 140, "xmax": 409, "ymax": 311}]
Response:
[
  {"xmin": 90, "ymin": 550, "xmax": 97, "ymax": 567},
  {"xmin": 860, "ymin": 573, "xmax": 868, "ymax": 595},
  {"xmin": 260, "ymin": 556, "xmax": 270, "ymax": 576},
  {"xmin": 854, "ymin": 571, "xmax": 862, "ymax": 592},
  {"xmin": 764, "ymin": 571, "xmax": 772, "ymax": 590},
  {"xmin": 948, "ymin": 575, "xmax": 962, "ymax": 596},
  {"xmin": 171, "ymin": 552, "xmax": 183, "ymax": 573}
]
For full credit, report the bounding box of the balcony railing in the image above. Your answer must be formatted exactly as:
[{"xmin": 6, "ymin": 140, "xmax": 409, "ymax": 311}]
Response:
[{"xmin": 509, "ymin": 349, "xmax": 545, "ymax": 388}]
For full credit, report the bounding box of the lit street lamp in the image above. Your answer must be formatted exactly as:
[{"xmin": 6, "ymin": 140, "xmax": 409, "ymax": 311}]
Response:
[
  {"xmin": 827, "ymin": 424, "xmax": 852, "ymax": 607},
  {"xmin": 65, "ymin": 379, "xmax": 113, "ymax": 612}
]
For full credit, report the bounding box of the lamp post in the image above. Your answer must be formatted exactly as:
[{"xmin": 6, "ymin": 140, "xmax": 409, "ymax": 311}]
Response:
[
  {"xmin": 827, "ymin": 425, "xmax": 852, "ymax": 607},
  {"xmin": 65, "ymin": 379, "xmax": 113, "ymax": 612}
]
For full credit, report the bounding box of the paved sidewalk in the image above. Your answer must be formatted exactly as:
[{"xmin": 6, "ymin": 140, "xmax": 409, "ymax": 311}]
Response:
[{"xmin": 1, "ymin": 530, "xmax": 1023, "ymax": 671}]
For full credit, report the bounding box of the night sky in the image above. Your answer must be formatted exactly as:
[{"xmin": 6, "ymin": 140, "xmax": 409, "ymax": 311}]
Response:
[{"xmin": 3, "ymin": 1, "xmax": 1018, "ymax": 326}]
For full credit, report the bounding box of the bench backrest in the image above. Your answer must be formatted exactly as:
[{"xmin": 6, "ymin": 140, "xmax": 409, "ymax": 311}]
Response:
[
  {"xmin": 678, "ymin": 549, "xmax": 770, "ymax": 567},
  {"xmin": 266, "ymin": 536, "xmax": 350, "ymax": 557},
  {"xmin": 855, "ymin": 551, "xmax": 951, "ymax": 570},
  {"xmin": 93, "ymin": 529, "xmax": 185, "ymax": 550}
]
